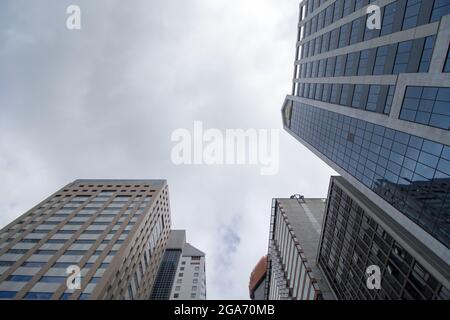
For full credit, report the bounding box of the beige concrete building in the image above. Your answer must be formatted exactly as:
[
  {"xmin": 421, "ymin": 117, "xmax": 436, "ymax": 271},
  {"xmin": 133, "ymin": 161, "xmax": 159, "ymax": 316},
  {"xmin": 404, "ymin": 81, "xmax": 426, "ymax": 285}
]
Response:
[{"xmin": 0, "ymin": 179, "xmax": 171, "ymax": 299}]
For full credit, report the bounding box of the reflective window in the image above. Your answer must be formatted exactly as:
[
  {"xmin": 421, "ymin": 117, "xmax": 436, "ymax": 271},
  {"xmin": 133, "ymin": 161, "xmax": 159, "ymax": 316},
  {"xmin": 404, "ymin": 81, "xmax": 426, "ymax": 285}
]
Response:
[
  {"xmin": 419, "ymin": 36, "xmax": 436, "ymax": 73},
  {"xmin": 430, "ymin": 0, "xmax": 450, "ymax": 22},
  {"xmin": 402, "ymin": 0, "xmax": 421, "ymax": 30},
  {"xmin": 400, "ymin": 86, "xmax": 450, "ymax": 130},
  {"xmin": 393, "ymin": 41, "xmax": 413, "ymax": 74}
]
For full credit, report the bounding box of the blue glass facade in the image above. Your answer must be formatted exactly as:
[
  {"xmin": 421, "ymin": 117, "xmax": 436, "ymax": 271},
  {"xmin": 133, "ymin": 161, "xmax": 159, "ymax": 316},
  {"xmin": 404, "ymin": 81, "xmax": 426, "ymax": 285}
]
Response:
[{"xmin": 288, "ymin": 102, "xmax": 450, "ymax": 247}]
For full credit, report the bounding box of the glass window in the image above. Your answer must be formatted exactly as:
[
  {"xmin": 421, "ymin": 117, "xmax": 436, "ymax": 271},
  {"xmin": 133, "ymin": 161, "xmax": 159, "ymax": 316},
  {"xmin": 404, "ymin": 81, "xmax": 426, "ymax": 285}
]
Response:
[
  {"xmin": 7, "ymin": 275, "xmax": 33, "ymax": 282},
  {"xmin": 367, "ymin": 85, "xmax": 381, "ymax": 111},
  {"xmin": 335, "ymin": 54, "xmax": 347, "ymax": 76},
  {"xmin": 0, "ymin": 291, "xmax": 17, "ymax": 298},
  {"xmin": 338, "ymin": 23, "xmax": 350, "ymax": 48},
  {"xmin": 400, "ymin": 86, "xmax": 450, "ymax": 130},
  {"xmin": 352, "ymin": 85, "xmax": 366, "ymax": 109},
  {"xmin": 381, "ymin": 2, "xmax": 397, "ymax": 36},
  {"xmin": 24, "ymin": 292, "xmax": 53, "ymax": 300},
  {"xmin": 443, "ymin": 45, "xmax": 450, "ymax": 73},
  {"xmin": 358, "ymin": 49, "xmax": 370, "ymax": 76},
  {"xmin": 393, "ymin": 41, "xmax": 413, "ymax": 74},
  {"xmin": 430, "ymin": 0, "xmax": 450, "ymax": 22},
  {"xmin": 419, "ymin": 36, "xmax": 436, "ymax": 73},
  {"xmin": 373, "ymin": 45, "xmax": 389, "ymax": 75},
  {"xmin": 402, "ymin": 0, "xmax": 421, "ymax": 30}
]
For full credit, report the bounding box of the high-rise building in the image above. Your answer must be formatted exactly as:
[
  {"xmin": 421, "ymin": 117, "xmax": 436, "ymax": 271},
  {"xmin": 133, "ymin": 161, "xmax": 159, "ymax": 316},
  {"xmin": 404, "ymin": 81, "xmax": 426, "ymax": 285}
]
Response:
[
  {"xmin": 282, "ymin": 0, "xmax": 450, "ymax": 294},
  {"xmin": 0, "ymin": 179, "xmax": 171, "ymax": 300},
  {"xmin": 249, "ymin": 255, "xmax": 268, "ymax": 300},
  {"xmin": 151, "ymin": 230, "xmax": 206, "ymax": 300},
  {"xmin": 265, "ymin": 196, "xmax": 334, "ymax": 300},
  {"xmin": 318, "ymin": 176, "xmax": 449, "ymax": 299}
]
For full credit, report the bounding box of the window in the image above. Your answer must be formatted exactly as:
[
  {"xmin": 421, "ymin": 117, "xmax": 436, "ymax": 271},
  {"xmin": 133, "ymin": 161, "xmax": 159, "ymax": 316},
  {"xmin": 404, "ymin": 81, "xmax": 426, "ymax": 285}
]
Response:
[
  {"xmin": 194, "ymin": 273, "xmax": 199, "ymax": 277},
  {"xmin": 335, "ymin": 54, "xmax": 347, "ymax": 76},
  {"xmin": 7, "ymin": 275, "xmax": 33, "ymax": 282},
  {"xmin": 430, "ymin": 0, "xmax": 450, "ymax": 22},
  {"xmin": 325, "ymin": 57, "xmax": 336, "ymax": 77},
  {"xmin": 402, "ymin": 0, "xmax": 421, "ymax": 30},
  {"xmin": 352, "ymin": 85, "xmax": 366, "ymax": 109},
  {"xmin": 0, "ymin": 291, "xmax": 17, "ymax": 298},
  {"xmin": 419, "ymin": 36, "xmax": 436, "ymax": 73},
  {"xmin": 191, "ymin": 293, "xmax": 197, "ymax": 298},
  {"xmin": 381, "ymin": 2, "xmax": 397, "ymax": 36},
  {"xmin": 349, "ymin": 17, "xmax": 364, "ymax": 45},
  {"xmin": 330, "ymin": 84, "xmax": 341, "ymax": 104},
  {"xmin": 444, "ymin": 45, "xmax": 450, "ymax": 73},
  {"xmin": 345, "ymin": 52, "xmax": 358, "ymax": 76},
  {"xmin": 192, "ymin": 286, "xmax": 197, "ymax": 291},
  {"xmin": 329, "ymin": 28, "xmax": 340, "ymax": 50},
  {"xmin": 384, "ymin": 86, "xmax": 395, "ymax": 115},
  {"xmin": 322, "ymin": 84, "xmax": 331, "ymax": 102},
  {"xmin": 39, "ymin": 276, "xmax": 66, "ymax": 283},
  {"xmin": 343, "ymin": 0, "xmax": 354, "ymax": 16},
  {"xmin": 393, "ymin": 41, "xmax": 413, "ymax": 74},
  {"xmin": 338, "ymin": 23, "xmax": 350, "ymax": 48},
  {"xmin": 22, "ymin": 261, "xmax": 46, "ymax": 267},
  {"xmin": 340, "ymin": 84, "xmax": 352, "ymax": 106},
  {"xmin": 175, "ymin": 286, "xmax": 181, "ymax": 291},
  {"xmin": 373, "ymin": 45, "xmax": 389, "ymax": 75},
  {"xmin": 24, "ymin": 292, "xmax": 53, "ymax": 299},
  {"xmin": 400, "ymin": 86, "xmax": 450, "ymax": 130},
  {"xmin": 173, "ymin": 293, "xmax": 179, "ymax": 298},
  {"xmin": 367, "ymin": 85, "xmax": 381, "ymax": 112},
  {"xmin": 357, "ymin": 49, "xmax": 370, "ymax": 76}
]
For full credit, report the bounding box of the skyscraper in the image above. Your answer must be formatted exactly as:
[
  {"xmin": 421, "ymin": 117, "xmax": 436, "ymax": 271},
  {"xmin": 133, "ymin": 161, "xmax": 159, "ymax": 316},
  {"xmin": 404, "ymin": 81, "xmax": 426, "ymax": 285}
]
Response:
[
  {"xmin": 265, "ymin": 196, "xmax": 334, "ymax": 300},
  {"xmin": 318, "ymin": 176, "xmax": 449, "ymax": 299},
  {"xmin": 151, "ymin": 230, "xmax": 206, "ymax": 300},
  {"xmin": 249, "ymin": 255, "xmax": 268, "ymax": 300},
  {"xmin": 0, "ymin": 179, "xmax": 171, "ymax": 300},
  {"xmin": 282, "ymin": 0, "xmax": 450, "ymax": 292}
]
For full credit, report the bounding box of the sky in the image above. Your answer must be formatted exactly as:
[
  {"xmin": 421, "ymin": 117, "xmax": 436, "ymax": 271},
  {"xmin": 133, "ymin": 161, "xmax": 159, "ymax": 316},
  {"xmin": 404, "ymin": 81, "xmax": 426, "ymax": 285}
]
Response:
[{"xmin": 0, "ymin": 0, "xmax": 336, "ymax": 299}]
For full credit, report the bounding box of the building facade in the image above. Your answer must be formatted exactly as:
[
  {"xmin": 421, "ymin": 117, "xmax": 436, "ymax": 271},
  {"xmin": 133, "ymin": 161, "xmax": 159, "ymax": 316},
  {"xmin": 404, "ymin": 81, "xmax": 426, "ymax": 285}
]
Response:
[
  {"xmin": 151, "ymin": 230, "xmax": 206, "ymax": 300},
  {"xmin": 282, "ymin": 0, "xmax": 450, "ymax": 286},
  {"xmin": 318, "ymin": 176, "xmax": 449, "ymax": 299},
  {"xmin": 249, "ymin": 255, "xmax": 268, "ymax": 300},
  {"xmin": 265, "ymin": 196, "xmax": 334, "ymax": 300},
  {"xmin": 0, "ymin": 179, "xmax": 171, "ymax": 300}
]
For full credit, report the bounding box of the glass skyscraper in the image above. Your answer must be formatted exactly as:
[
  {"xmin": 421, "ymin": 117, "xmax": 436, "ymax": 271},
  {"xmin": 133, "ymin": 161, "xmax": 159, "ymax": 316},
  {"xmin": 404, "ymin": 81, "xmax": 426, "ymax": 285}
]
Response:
[
  {"xmin": 281, "ymin": 0, "xmax": 449, "ymax": 299},
  {"xmin": 0, "ymin": 179, "xmax": 171, "ymax": 299}
]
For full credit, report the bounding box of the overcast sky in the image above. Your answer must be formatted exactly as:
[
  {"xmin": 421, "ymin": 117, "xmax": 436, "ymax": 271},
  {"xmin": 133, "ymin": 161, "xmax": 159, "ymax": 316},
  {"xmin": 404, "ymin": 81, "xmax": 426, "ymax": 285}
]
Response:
[{"xmin": 0, "ymin": 0, "xmax": 336, "ymax": 299}]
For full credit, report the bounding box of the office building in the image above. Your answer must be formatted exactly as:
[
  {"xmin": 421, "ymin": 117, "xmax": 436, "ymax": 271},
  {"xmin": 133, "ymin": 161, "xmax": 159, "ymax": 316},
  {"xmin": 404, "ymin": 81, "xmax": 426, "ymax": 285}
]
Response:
[
  {"xmin": 318, "ymin": 176, "xmax": 449, "ymax": 299},
  {"xmin": 151, "ymin": 230, "xmax": 206, "ymax": 300},
  {"xmin": 0, "ymin": 179, "xmax": 171, "ymax": 299},
  {"xmin": 249, "ymin": 256, "xmax": 267, "ymax": 300},
  {"xmin": 282, "ymin": 0, "xmax": 450, "ymax": 296},
  {"xmin": 265, "ymin": 196, "xmax": 334, "ymax": 300}
]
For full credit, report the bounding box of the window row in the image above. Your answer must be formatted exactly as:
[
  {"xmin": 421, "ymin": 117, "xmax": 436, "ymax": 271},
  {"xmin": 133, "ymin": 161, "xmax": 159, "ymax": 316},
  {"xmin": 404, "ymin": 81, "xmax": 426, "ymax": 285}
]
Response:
[
  {"xmin": 300, "ymin": 0, "xmax": 447, "ymax": 60},
  {"xmin": 298, "ymin": 36, "xmax": 435, "ymax": 79},
  {"xmin": 296, "ymin": 82, "xmax": 395, "ymax": 115}
]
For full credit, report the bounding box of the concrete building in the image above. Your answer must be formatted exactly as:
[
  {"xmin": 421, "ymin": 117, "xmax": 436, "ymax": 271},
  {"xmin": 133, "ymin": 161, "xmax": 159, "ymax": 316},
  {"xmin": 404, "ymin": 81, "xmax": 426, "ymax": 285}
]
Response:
[
  {"xmin": 318, "ymin": 176, "xmax": 449, "ymax": 299},
  {"xmin": 0, "ymin": 179, "xmax": 171, "ymax": 299},
  {"xmin": 151, "ymin": 230, "xmax": 206, "ymax": 300},
  {"xmin": 281, "ymin": 0, "xmax": 450, "ymax": 298},
  {"xmin": 265, "ymin": 196, "xmax": 334, "ymax": 300},
  {"xmin": 249, "ymin": 256, "xmax": 268, "ymax": 300}
]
